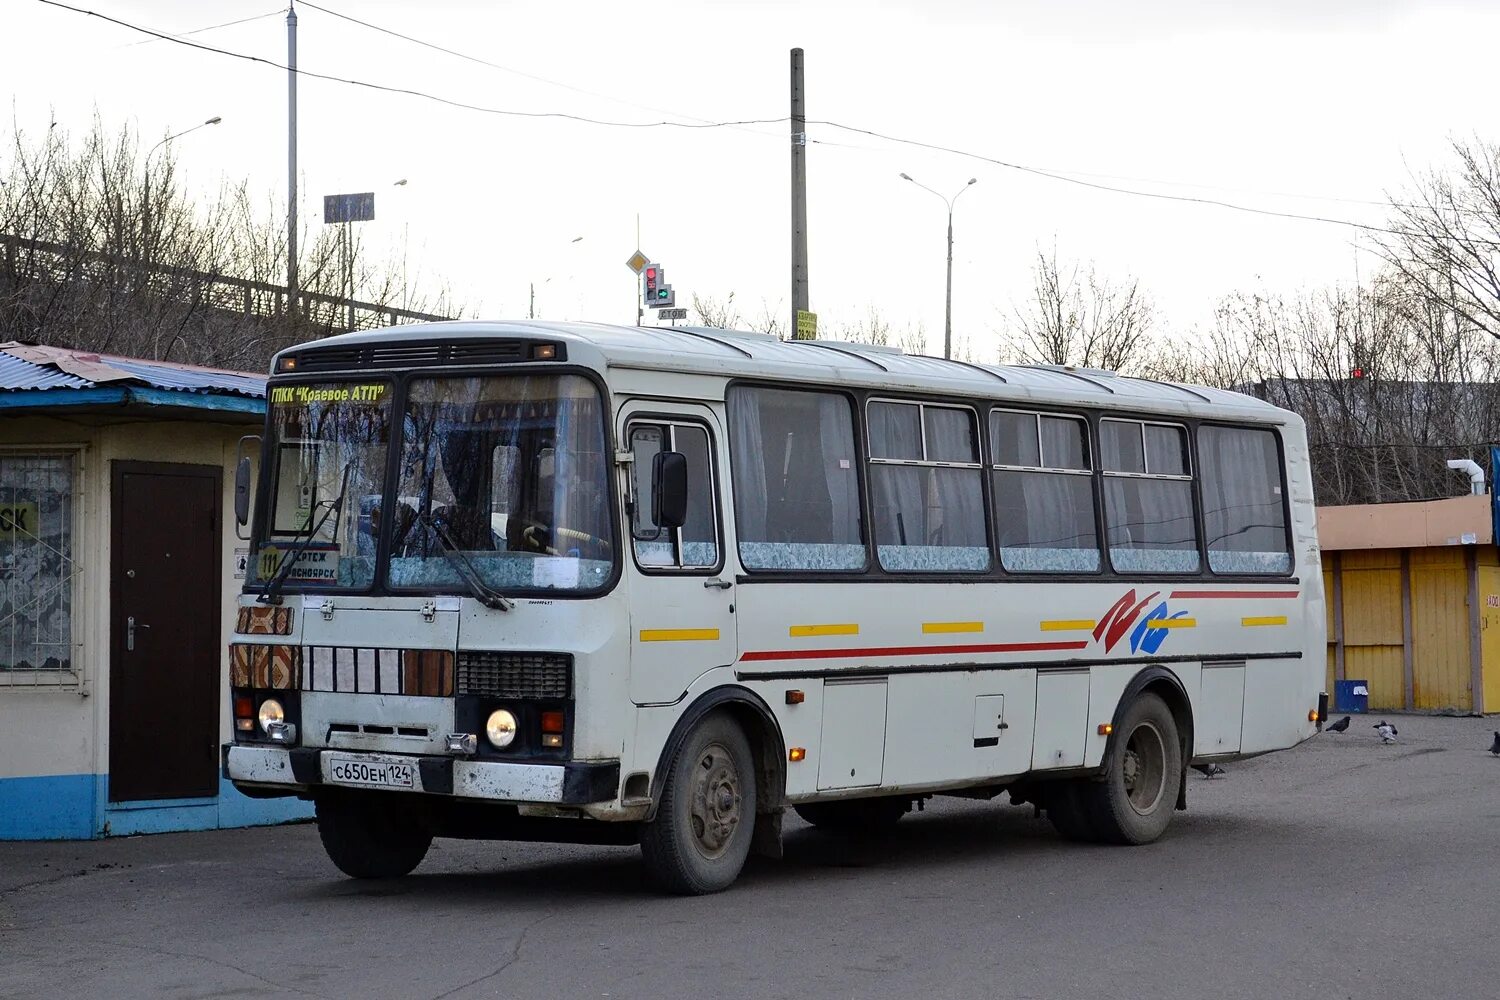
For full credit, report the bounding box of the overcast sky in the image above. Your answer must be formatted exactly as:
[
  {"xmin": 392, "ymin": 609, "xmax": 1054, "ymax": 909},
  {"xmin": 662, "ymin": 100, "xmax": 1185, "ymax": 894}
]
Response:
[{"xmin": 8, "ymin": 0, "xmax": 1500, "ymax": 358}]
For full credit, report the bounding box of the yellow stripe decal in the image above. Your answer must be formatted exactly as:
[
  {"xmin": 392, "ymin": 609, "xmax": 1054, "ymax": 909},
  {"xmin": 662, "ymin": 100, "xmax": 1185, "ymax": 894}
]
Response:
[
  {"xmin": 789, "ymin": 623, "xmax": 859, "ymax": 637},
  {"xmin": 1040, "ymin": 619, "xmax": 1097, "ymax": 632},
  {"xmin": 922, "ymin": 621, "xmax": 984, "ymax": 634},
  {"xmin": 1241, "ymin": 615, "xmax": 1288, "ymax": 627},
  {"xmin": 639, "ymin": 628, "xmax": 720, "ymax": 642},
  {"xmin": 1145, "ymin": 618, "xmax": 1197, "ymax": 629}
]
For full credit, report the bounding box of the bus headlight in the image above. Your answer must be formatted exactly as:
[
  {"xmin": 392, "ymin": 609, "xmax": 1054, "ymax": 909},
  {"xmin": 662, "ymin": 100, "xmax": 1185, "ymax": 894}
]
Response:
[
  {"xmin": 485, "ymin": 708, "xmax": 518, "ymax": 748},
  {"xmin": 258, "ymin": 697, "xmax": 285, "ymax": 733}
]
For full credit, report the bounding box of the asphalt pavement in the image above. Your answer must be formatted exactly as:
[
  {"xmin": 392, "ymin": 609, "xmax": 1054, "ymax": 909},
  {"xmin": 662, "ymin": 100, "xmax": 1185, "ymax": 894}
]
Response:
[{"xmin": 2, "ymin": 713, "xmax": 1497, "ymax": 1000}]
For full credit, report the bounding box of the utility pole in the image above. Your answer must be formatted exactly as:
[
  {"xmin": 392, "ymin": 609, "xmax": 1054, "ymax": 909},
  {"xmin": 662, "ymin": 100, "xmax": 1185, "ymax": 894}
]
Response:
[
  {"xmin": 286, "ymin": 5, "xmax": 299, "ymax": 321},
  {"xmin": 944, "ymin": 207, "xmax": 954, "ymax": 361},
  {"xmin": 790, "ymin": 48, "xmax": 809, "ymax": 337}
]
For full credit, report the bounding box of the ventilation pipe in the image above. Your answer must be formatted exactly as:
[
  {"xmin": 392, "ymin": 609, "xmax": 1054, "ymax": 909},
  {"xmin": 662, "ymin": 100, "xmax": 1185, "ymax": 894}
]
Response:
[{"xmin": 1446, "ymin": 458, "xmax": 1486, "ymax": 495}]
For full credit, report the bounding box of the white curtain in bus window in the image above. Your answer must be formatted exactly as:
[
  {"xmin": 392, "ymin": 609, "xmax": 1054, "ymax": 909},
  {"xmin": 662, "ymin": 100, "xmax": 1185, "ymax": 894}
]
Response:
[
  {"xmin": 1102, "ymin": 419, "xmax": 1199, "ymax": 573},
  {"xmin": 727, "ymin": 386, "xmax": 864, "ymax": 571},
  {"xmin": 991, "ymin": 410, "xmax": 1100, "ymax": 573},
  {"xmin": 868, "ymin": 401, "xmax": 988, "ymax": 573},
  {"xmin": 0, "ymin": 455, "xmax": 74, "ymax": 673},
  {"xmin": 1198, "ymin": 426, "xmax": 1291, "ymax": 574}
]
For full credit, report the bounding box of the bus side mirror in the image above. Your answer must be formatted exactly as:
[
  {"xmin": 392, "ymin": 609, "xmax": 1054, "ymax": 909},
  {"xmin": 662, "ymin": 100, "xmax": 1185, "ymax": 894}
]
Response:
[
  {"xmin": 234, "ymin": 456, "xmax": 253, "ymax": 527},
  {"xmin": 652, "ymin": 451, "xmax": 688, "ymax": 529}
]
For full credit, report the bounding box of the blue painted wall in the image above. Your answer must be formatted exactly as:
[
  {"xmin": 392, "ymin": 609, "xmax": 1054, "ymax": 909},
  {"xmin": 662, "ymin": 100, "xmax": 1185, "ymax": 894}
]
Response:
[{"xmin": 0, "ymin": 773, "xmax": 311, "ymax": 840}]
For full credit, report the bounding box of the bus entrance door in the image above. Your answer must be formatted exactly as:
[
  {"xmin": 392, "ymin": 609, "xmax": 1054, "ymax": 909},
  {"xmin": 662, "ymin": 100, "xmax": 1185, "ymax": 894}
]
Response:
[{"xmin": 620, "ymin": 402, "xmax": 738, "ymax": 704}]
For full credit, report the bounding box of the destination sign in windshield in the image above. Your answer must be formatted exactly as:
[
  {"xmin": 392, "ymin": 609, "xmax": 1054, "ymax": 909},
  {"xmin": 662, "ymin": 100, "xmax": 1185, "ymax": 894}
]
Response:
[{"xmin": 269, "ymin": 383, "xmax": 388, "ymax": 405}]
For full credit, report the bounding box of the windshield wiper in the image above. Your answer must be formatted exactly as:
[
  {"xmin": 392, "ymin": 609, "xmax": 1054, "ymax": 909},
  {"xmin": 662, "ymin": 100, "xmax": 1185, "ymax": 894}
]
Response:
[
  {"xmin": 420, "ymin": 511, "xmax": 515, "ymax": 611},
  {"xmin": 256, "ymin": 463, "xmax": 352, "ymax": 605}
]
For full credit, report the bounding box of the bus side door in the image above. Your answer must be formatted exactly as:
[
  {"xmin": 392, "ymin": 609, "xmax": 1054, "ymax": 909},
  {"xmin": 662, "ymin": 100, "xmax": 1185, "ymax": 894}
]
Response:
[{"xmin": 619, "ymin": 401, "xmax": 738, "ymax": 704}]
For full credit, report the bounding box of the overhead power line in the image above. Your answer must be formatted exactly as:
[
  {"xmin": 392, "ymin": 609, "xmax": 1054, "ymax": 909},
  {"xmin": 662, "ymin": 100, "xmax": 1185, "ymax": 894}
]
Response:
[
  {"xmin": 36, "ymin": 0, "xmax": 785, "ymax": 131},
  {"xmin": 809, "ymin": 120, "xmax": 1418, "ymax": 239},
  {"xmin": 118, "ymin": 8, "xmax": 284, "ymax": 47},
  {"xmin": 33, "ymin": 0, "xmax": 1500, "ymax": 247},
  {"xmin": 296, "ymin": 0, "xmax": 755, "ymax": 131}
]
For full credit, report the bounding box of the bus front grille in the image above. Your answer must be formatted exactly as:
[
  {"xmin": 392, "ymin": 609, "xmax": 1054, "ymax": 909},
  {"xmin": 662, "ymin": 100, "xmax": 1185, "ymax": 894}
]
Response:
[{"xmin": 456, "ymin": 651, "xmax": 572, "ymax": 700}]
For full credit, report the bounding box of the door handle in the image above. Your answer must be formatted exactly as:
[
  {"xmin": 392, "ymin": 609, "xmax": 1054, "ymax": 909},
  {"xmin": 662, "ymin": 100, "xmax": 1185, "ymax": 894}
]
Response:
[
  {"xmin": 127, "ymin": 616, "xmax": 150, "ymax": 651},
  {"xmin": 703, "ymin": 578, "xmax": 733, "ymax": 590}
]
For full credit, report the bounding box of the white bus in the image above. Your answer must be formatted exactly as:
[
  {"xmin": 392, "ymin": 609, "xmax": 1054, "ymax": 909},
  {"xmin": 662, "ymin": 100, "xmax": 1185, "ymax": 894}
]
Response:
[{"xmin": 224, "ymin": 320, "xmax": 1327, "ymax": 894}]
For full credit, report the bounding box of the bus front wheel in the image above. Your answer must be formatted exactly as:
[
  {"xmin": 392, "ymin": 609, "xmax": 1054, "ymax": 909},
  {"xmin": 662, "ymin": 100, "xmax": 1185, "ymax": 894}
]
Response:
[
  {"xmin": 315, "ymin": 793, "xmax": 432, "ymax": 879},
  {"xmin": 640, "ymin": 713, "xmax": 757, "ymax": 895},
  {"xmin": 1048, "ymin": 692, "xmax": 1182, "ymax": 845}
]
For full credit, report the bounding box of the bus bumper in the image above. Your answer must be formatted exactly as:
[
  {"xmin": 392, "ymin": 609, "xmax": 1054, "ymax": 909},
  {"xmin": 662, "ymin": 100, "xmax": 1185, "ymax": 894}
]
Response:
[{"xmin": 223, "ymin": 745, "xmax": 620, "ymax": 805}]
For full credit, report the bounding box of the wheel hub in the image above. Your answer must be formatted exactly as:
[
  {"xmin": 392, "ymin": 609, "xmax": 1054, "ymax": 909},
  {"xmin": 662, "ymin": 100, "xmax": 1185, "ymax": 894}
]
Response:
[
  {"xmin": 1121, "ymin": 722, "xmax": 1167, "ymax": 816},
  {"xmin": 688, "ymin": 742, "xmax": 742, "ymax": 858}
]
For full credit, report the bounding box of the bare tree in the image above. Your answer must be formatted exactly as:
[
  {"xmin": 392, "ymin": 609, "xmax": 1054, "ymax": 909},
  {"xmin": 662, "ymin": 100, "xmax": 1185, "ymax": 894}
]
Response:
[
  {"xmin": 691, "ymin": 291, "xmax": 743, "ymax": 329},
  {"xmin": 0, "ymin": 114, "xmax": 458, "ymax": 371},
  {"xmin": 691, "ymin": 292, "xmax": 787, "ymax": 338},
  {"xmin": 1378, "ymin": 137, "xmax": 1500, "ymax": 342},
  {"xmin": 1004, "ymin": 246, "xmax": 1155, "ymax": 372}
]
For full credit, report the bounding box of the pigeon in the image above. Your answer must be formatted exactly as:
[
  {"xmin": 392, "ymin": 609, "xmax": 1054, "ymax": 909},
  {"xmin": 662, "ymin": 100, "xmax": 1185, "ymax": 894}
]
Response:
[
  {"xmin": 1373, "ymin": 721, "xmax": 1398, "ymax": 744},
  {"xmin": 1326, "ymin": 716, "xmax": 1352, "ymax": 733},
  {"xmin": 1198, "ymin": 763, "xmax": 1226, "ymax": 779},
  {"xmin": 1489, "ymin": 731, "xmax": 1499, "ymax": 756}
]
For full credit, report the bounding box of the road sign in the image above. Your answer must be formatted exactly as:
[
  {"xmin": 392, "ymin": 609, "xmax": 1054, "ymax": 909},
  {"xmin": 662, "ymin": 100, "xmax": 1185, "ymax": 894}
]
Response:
[
  {"xmin": 657, "ymin": 307, "xmax": 688, "ymax": 320},
  {"xmin": 795, "ymin": 309, "xmax": 818, "ymax": 340},
  {"xmin": 323, "ymin": 192, "xmax": 375, "ymax": 224},
  {"xmin": 625, "ymin": 250, "xmax": 650, "ymax": 274}
]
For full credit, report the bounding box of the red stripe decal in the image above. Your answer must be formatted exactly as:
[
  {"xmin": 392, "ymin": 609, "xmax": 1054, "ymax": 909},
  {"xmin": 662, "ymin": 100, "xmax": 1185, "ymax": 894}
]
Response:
[
  {"xmin": 1169, "ymin": 590, "xmax": 1300, "ymax": 599},
  {"xmin": 739, "ymin": 640, "xmax": 1088, "ymax": 663}
]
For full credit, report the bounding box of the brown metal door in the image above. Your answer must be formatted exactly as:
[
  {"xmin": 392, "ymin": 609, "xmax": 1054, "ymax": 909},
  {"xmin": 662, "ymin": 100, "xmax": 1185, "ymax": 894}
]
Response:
[{"xmin": 109, "ymin": 461, "xmax": 222, "ymax": 802}]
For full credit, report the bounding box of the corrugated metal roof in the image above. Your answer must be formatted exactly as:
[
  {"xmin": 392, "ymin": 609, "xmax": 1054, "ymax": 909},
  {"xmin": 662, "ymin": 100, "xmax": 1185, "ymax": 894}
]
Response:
[
  {"xmin": 0, "ymin": 351, "xmax": 91, "ymax": 390},
  {"xmin": 0, "ymin": 342, "xmax": 264, "ymax": 398}
]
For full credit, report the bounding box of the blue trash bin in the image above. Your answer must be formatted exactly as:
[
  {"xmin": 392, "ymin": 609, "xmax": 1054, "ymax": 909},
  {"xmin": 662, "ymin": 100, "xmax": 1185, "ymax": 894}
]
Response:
[{"xmin": 1334, "ymin": 679, "xmax": 1369, "ymax": 714}]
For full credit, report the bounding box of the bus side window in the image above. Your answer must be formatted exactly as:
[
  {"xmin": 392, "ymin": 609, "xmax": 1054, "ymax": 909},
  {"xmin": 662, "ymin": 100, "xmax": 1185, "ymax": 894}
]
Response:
[
  {"xmin": 727, "ymin": 386, "xmax": 865, "ymax": 573},
  {"xmin": 1198, "ymin": 425, "xmax": 1291, "ymax": 574},
  {"xmin": 990, "ymin": 409, "xmax": 1100, "ymax": 573},
  {"xmin": 628, "ymin": 421, "xmax": 719, "ymax": 570},
  {"xmin": 1101, "ymin": 418, "xmax": 1199, "ymax": 574}
]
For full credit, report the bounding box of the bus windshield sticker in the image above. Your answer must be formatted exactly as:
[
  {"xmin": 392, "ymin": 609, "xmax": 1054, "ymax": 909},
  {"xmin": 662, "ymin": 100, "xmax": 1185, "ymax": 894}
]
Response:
[
  {"xmin": 257, "ymin": 543, "xmax": 341, "ymax": 583},
  {"xmin": 269, "ymin": 383, "xmax": 388, "ymax": 406},
  {"xmin": 533, "ymin": 557, "xmax": 581, "ymax": 589}
]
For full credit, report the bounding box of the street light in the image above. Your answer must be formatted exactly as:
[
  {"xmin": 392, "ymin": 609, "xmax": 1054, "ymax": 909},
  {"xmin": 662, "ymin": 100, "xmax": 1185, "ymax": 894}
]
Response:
[
  {"xmin": 899, "ymin": 172, "xmax": 977, "ymax": 360},
  {"xmin": 531, "ymin": 237, "xmax": 585, "ymax": 319},
  {"xmin": 143, "ymin": 116, "xmax": 222, "ymax": 255}
]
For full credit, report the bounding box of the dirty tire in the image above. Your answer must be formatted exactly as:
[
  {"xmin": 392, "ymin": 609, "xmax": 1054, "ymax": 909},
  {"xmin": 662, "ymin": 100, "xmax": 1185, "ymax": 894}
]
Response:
[
  {"xmin": 1061, "ymin": 692, "xmax": 1183, "ymax": 845},
  {"xmin": 316, "ymin": 793, "xmax": 432, "ymax": 879},
  {"xmin": 640, "ymin": 713, "xmax": 757, "ymax": 895},
  {"xmin": 794, "ymin": 796, "xmax": 910, "ymax": 833}
]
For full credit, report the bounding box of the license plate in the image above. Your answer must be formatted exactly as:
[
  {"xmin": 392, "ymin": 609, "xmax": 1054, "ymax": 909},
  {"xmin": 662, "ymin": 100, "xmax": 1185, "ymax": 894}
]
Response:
[{"xmin": 327, "ymin": 755, "xmax": 417, "ymax": 790}]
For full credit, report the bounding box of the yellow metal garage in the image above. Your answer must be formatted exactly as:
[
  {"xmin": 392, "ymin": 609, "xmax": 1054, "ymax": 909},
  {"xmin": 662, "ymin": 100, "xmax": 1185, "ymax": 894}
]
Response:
[{"xmin": 1319, "ymin": 495, "xmax": 1496, "ymax": 714}]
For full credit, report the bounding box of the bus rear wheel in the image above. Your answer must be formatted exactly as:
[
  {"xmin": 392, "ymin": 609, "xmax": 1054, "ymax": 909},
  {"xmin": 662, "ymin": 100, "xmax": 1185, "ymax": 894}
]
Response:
[
  {"xmin": 640, "ymin": 713, "xmax": 757, "ymax": 895},
  {"xmin": 794, "ymin": 796, "xmax": 910, "ymax": 833},
  {"xmin": 1048, "ymin": 692, "xmax": 1183, "ymax": 845},
  {"xmin": 315, "ymin": 793, "xmax": 432, "ymax": 879}
]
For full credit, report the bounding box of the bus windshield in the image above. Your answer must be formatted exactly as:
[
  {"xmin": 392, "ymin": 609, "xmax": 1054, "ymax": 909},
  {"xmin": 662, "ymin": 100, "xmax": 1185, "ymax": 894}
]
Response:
[
  {"xmin": 387, "ymin": 373, "xmax": 613, "ymax": 594},
  {"xmin": 251, "ymin": 380, "xmax": 393, "ymax": 589}
]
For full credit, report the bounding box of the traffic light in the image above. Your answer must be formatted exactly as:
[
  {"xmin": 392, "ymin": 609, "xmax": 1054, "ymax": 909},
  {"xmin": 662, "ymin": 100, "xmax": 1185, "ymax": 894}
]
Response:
[{"xmin": 642, "ymin": 263, "xmax": 675, "ymax": 308}]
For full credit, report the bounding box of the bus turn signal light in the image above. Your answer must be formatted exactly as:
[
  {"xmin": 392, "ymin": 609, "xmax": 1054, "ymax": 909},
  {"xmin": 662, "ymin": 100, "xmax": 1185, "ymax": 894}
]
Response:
[
  {"xmin": 1097, "ymin": 723, "xmax": 1113, "ymax": 736},
  {"xmin": 234, "ymin": 694, "xmax": 254, "ymax": 732},
  {"xmin": 540, "ymin": 710, "xmax": 565, "ymax": 733},
  {"xmin": 789, "ymin": 747, "xmax": 806, "ymax": 762},
  {"xmin": 531, "ymin": 344, "xmax": 557, "ymax": 360},
  {"xmin": 1308, "ymin": 709, "xmax": 1320, "ymax": 722},
  {"xmin": 785, "ymin": 689, "xmax": 805, "ymax": 705}
]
